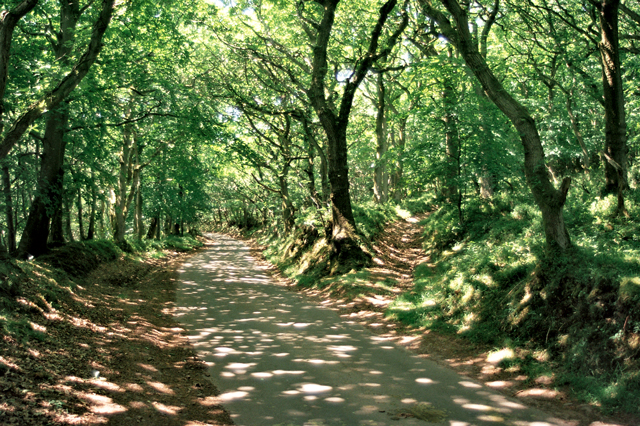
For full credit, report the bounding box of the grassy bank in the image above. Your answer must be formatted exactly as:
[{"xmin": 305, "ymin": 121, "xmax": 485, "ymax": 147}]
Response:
[{"xmin": 388, "ymin": 190, "xmax": 640, "ymax": 416}]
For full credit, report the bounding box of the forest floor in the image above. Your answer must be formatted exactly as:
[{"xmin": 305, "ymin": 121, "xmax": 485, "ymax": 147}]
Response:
[{"xmin": 244, "ymin": 215, "xmax": 635, "ymax": 426}]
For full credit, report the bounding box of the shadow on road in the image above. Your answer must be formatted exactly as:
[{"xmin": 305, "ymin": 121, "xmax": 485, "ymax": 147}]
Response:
[{"xmin": 176, "ymin": 234, "xmax": 572, "ymax": 426}]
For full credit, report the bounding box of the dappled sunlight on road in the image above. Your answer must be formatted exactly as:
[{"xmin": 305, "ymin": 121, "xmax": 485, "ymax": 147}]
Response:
[{"xmin": 176, "ymin": 234, "xmax": 573, "ymax": 426}]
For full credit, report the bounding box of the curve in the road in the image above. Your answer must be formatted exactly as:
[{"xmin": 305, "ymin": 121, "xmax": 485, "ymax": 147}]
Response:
[{"xmin": 176, "ymin": 233, "xmax": 571, "ymax": 426}]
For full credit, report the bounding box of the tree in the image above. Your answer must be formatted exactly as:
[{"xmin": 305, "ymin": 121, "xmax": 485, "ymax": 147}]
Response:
[
  {"xmin": 15, "ymin": 0, "xmax": 115, "ymax": 258},
  {"xmin": 503, "ymin": 0, "xmax": 630, "ymax": 213},
  {"xmin": 419, "ymin": 0, "xmax": 572, "ymax": 252},
  {"xmin": 0, "ymin": 0, "xmax": 39, "ymax": 129},
  {"xmin": 372, "ymin": 72, "xmax": 390, "ymax": 204},
  {"xmin": 303, "ymin": 0, "xmax": 408, "ymax": 262},
  {"xmin": 596, "ymin": 0, "xmax": 628, "ymax": 214},
  {"xmin": 0, "ymin": 0, "xmax": 115, "ymax": 161}
]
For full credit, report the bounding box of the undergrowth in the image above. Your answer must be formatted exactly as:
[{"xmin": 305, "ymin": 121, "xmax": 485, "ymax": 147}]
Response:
[{"xmin": 388, "ymin": 186, "xmax": 640, "ymax": 416}]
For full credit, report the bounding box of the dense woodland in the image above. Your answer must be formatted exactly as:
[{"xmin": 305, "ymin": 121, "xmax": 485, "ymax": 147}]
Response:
[
  {"xmin": 2, "ymin": 0, "xmax": 640, "ymax": 417},
  {"xmin": 0, "ymin": 0, "xmax": 637, "ymax": 256}
]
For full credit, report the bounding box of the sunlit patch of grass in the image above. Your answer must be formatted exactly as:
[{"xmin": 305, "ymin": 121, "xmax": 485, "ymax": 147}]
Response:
[
  {"xmin": 4, "ymin": 318, "xmax": 48, "ymax": 342},
  {"xmin": 161, "ymin": 235, "xmax": 203, "ymax": 252},
  {"xmin": 497, "ymin": 354, "xmax": 553, "ymax": 385},
  {"xmin": 260, "ymin": 202, "xmax": 401, "ymax": 283},
  {"xmin": 387, "ymin": 227, "xmax": 538, "ymax": 343},
  {"xmin": 400, "ymin": 193, "xmax": 436, "ymax": 215},
  {"xmin": 559, "ymin": 369, "xmax": 640, "ymax": 415}
]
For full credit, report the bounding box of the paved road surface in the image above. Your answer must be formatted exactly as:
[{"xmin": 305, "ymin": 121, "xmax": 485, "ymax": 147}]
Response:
[{"xmin": 176, "ymin": 233, "xmax": 570, "ymax": 426}]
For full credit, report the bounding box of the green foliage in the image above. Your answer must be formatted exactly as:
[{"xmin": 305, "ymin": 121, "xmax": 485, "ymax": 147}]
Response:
[
  {"xmin": 0, "ymin": 260, "xmax": 25, "ymax": 311},
  {"xmin": 400, "ymin": 194, "xmax": 437, "ymax": 216},
  {"xmin": 2, "ymin": 0, "xmax": 640, "ymax": 416},
  {"xmin": 497, "ymin": 354, "xmax": 554, "ymax": 385},
  {"xmin": 0, "ymin": 316, "xmax": 48, "ymax": 343}
]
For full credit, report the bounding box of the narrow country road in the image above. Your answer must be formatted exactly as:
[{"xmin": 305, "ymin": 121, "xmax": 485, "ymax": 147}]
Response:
[{"xmin": 176, "ymin": 234, "xmax": 568, "ymax": 426}]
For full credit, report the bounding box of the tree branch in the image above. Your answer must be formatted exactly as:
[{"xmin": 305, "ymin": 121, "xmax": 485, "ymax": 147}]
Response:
[{"xmin": 0, "ymin": 0, "xmax": 114, "ymax": 160}]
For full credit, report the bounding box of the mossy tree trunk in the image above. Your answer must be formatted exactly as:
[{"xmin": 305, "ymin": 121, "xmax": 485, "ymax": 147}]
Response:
[
  {"xmin": 87, "ymin": 171, "xmax": 97, "ymax": 240},
  {"xmin": 17, "ymin": 108, "xmax": 69, "ymax": 257},
  {"xmin": 306, "ymin": 0, "xmax": 407, "ymax": 263},
  {"xmin": 16, "ymin": 0, "xmax": 114, "ymax": 258}
]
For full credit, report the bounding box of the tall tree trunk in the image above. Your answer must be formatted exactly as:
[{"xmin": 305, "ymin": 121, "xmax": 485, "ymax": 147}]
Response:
[
  {"xmin": 77, "ymin": 187, "xmax": 85, "ymax": 240},
  {"xmin": 164, "ymin": 215, "xmax": 172, "ymax": 236},
  {"xmin": 566, "ymin": 90, "xmax": 591, "ymax": 172},
  {"xmin": 48, "ymin": 200, "xmax": 65, "ymax": 245},
  {"xmin": 301, "ymin": 115, "xmax": 323, "ymax": 207},
  {"xmin": 98, "ymin": 198, "xmax": 106, "ymax": 239},
  {"xmin": 17, "ymin": 0, "xmax": 81, "ymax": 258},
  {"xmin": 422, "ymin": 0, "xmax": 571, "ymax": 252},
  {"xmin": 0, "ymin": 0, "xmax": 40, "ymax": 137},
  {"xmin": 146, "ymin": 216, "xmax": 158, "ymax": 239},
  {"xmin": 280, "ymin": 177, "xmax": 295, "ymax": 232},
  {"xmin": 64, "ymin": 192, "xmax": 74, "ymax": 242},
  {"xmin": 19, "ymin": 185, "xmax": 28, "ymax": 226},
  {"xmin": 442, "ymin": 65, "xmax": 460, "ymax": 203},
  {"xmin": 390, "ymin": 111, "xmax": 408, "ymax": 203},
  {"xmin": 479, "ymin": 166, "xmax": 494, "ymax": 199},
  {"xmin": 17, "ymin": 108, "xmax": 69, "ymax": 257},
  {"xmin": 135, "ymin": 185, "xmax": 143, "ymax": 240},
  {"xmin": 598, "ymin": 0, "xmax": 628, "ymax": 216},
  {"xmin": 48, "ymin": 154, "xmax": 65, "ymax": 245},
  {"xmin": 306, "ymin": 0, "xmax": 406, "ymax": 265},
  {"xmin": 305, "ymin": 139, "xmax": 320, "ymax": 208},
  {"xmin": 1, "ymin": 165, "xmax": 16, "ymax": 253},
  {"xmin": 87, "ymin": 177, "xmax": 97, "ymax": 240},
  {"xmin": 114, "ymin": 119, "xmax": 138, "ymax": 243},
  {"xmin": 374, "ymin": 73, "xmax": 389, "ymax": 204},
  {"xmin": 320, "ymin": 140, "xmax": 330, "ymax": 203}
]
